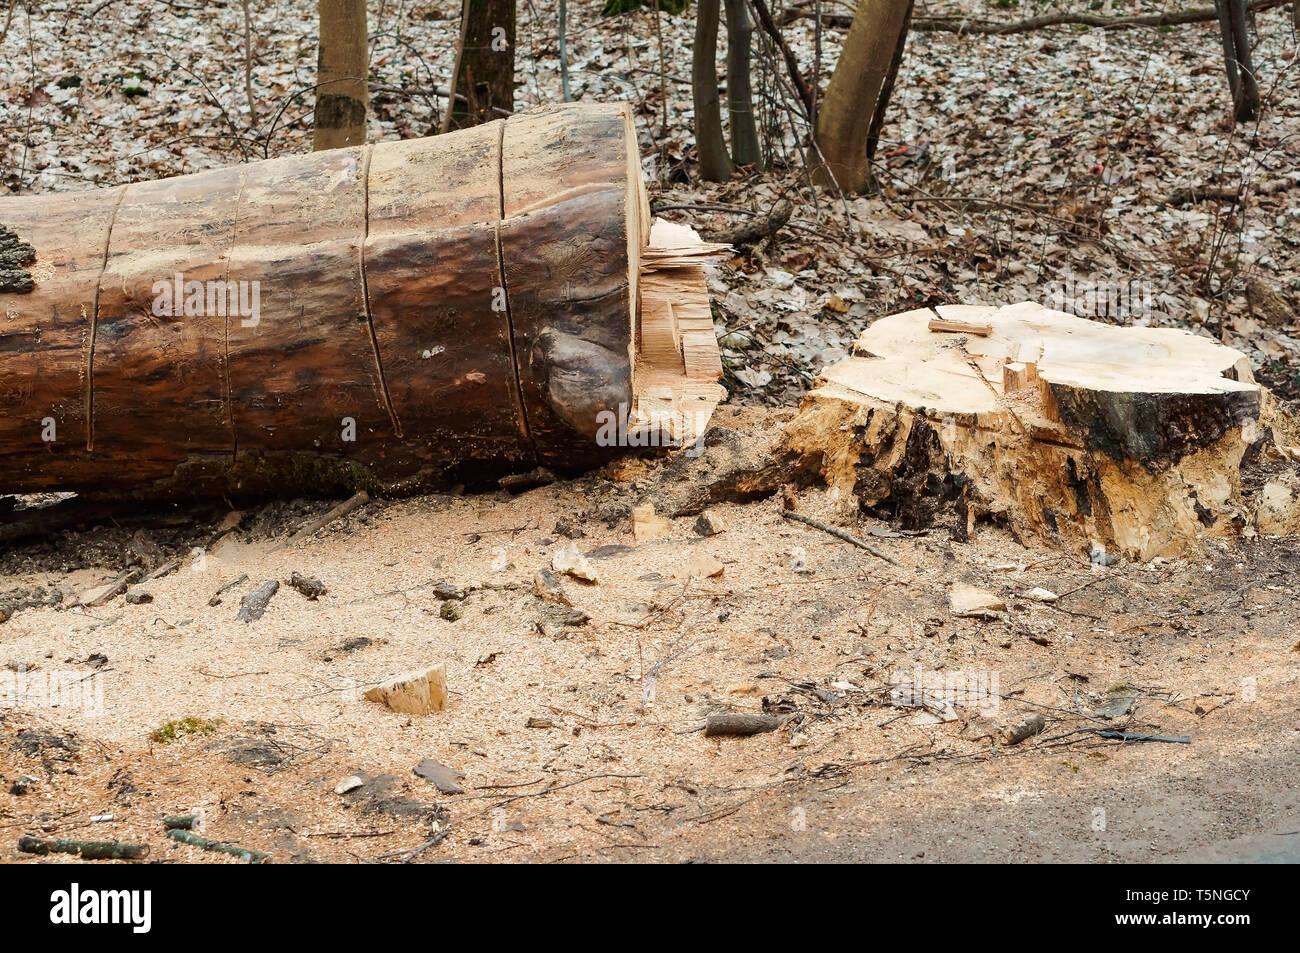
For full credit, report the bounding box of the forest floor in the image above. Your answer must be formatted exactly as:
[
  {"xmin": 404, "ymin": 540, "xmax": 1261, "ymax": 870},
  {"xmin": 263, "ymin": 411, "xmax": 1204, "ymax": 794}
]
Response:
[
  {"xmin": 1, "ymin": 406, "xmax": 1299, "ymax": 863},
  {"xmin": 2, "ymin": 2, "xmax": 1299, "ymax": 862}
]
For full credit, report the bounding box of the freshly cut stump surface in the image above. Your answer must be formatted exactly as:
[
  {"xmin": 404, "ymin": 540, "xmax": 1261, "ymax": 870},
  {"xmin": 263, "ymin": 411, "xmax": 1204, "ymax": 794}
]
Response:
[{"xmin": 783, "ymin": 302, "xmax": 1299, "ymax": 559}]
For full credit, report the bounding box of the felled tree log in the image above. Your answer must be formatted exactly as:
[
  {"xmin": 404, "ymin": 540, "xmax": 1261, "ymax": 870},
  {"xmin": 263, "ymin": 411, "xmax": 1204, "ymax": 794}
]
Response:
[
  {"xmin": 0, "ymin": 103, "xmax": 724, "ymax": 498},
  {"xmin": 782, "ymin": 302, "xmax": 1300, "ymax": 559}
]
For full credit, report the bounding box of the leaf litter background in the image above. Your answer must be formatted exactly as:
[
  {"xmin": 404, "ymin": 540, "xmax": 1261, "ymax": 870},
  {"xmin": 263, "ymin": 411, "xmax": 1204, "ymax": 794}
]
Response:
[{"xmin": 3, "ymin": 0, "xmax": 1298, "ymax": 406}]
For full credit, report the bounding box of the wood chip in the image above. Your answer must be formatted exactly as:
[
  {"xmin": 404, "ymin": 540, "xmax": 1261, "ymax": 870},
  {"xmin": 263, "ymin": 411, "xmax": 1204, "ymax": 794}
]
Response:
[
  {"xmin": 632, "ymin": 502, "xmax": 672, "ymax": 542},
  {"xmin": 236, "ymin": 579, "xmax": 280, "ymax": 623},
  {"xmin": 949, "ymin": 584, "xmax": 1007, "ymax": 619},
  {"xmin": 673, "ymin": 552, "xmax": 725, "ymax": 580},
  {"xmin": 363, "ymin": 662, "xmax": 448, "ymax": 715},
  {"xmin": 1002, "ymin": 713, "xmax": 1046, "ymax": 745},
  {"xmin": 704, "ymin": 713, "xmax": 782, "ymax": 737},
  {"xmin": 551, "ymin": 542, "xmax": 600, "ymax": 583}
]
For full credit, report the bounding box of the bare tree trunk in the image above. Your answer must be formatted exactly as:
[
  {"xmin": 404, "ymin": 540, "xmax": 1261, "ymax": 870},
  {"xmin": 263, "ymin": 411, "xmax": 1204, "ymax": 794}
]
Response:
[
  {"xmin": 559, "ymin": 0, "xmax": 571, "ymax": 102},
  {"xmin": 693, "ymin": 0, "xmax": 734, "ymax": 181},
  {"xmin": 1215, "ymin": 0, "xmax": 1260, "ymax": 122},
  {"xmin": 811, "ymin": 0, "xmax": 912, "ymax": 193},
  {"xmin": 865, "ymin": 0, "xmax": 912, "ymax": 167},
  {"xmin": 0, "ymin": 0, "xmax": 18, "ymax": 44},
  {"xmin": 241, "ymin": 0, "xmax": 258, "ymax": 129},
  {"xmin": 314, "ymin": 0, "xmax": 369, "ymax": 151},
  {"xmin": 723, "ymin": 0, "xmax": 762, "ymax": 167},
  {"xmin": 444, "ymin": 0, "xmax": 516, "ymax": 130}
]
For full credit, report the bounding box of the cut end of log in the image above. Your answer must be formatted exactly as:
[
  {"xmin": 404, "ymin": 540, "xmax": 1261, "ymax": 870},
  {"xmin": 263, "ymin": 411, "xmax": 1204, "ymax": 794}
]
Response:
[
  {"xmin": 630, "ymin": 219, "xmax": 728, "ymax": 452},
  {"xmin": 783, "ymin": 301, "xmax": 1298, "ymax": 559}
]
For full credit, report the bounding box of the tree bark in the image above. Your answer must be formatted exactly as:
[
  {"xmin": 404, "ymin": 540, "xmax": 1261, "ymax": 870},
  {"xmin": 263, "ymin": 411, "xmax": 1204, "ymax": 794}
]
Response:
[
  {"xmin": 723, "ymin": 0, "xmax": 762, "ymax": 167},
  {"xmin": 444, "ymin": 0, "xmax": 516, "ymax": 131},
  {"xmin": 314, "ymin": 0, "xmax": 369, "ymax": 151},
  {"xmin": 812, "ymin": 0, "xmax": 912, "ymax": 193},
  {"xmin": 1215, "ymin": 0, "xmax": 1260, "ymax": 123},
  {"xmin": 865, "ymin": 0, "xmax": 913, "ymax": 165},
  {"xmin": 693, "ymin": 0, "xmax": 734, "ymax": 181},
  {"xmin": 0, "ymin": 104, "xmax": 724, "ymax": 499}
]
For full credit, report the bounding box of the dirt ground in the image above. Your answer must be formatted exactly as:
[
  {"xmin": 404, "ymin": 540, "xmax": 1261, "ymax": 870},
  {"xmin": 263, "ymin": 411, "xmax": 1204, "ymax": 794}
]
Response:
[{"xmin": 2, "ymin": 405, "xmax": 1297, "ymax": 864}]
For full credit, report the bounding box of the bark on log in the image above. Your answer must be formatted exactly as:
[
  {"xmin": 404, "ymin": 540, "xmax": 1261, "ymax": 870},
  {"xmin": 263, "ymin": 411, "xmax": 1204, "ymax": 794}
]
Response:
[
  {"xmin": 0, "ymin": 103, "xmax": 725, "ymax": 499},
  {"xmin": 782, "ymin": 302, "xmax": 1299, "ymax": 559}
]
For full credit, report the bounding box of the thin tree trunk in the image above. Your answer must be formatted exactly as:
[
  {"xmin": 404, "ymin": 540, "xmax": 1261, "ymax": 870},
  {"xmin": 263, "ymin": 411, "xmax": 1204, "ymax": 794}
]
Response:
[
  {"xmin": 723, "ymin": 0, "xmax": 762, "ymax": 167},
  {"xmin": 445, "ymin": 0, "xmax": 516, "ymax": 130},
  {"xmin": 241, "ymin": 0, "xmax": 258, "ymax": 129},
  {"xmin": 1, "ymin": 0, "xmax": 17, "ymax": 44},
  {"xmin": 693, "ymin": 0, "xmax": 734, "ymax": 181},
  {"xmin": 1214, "ymin": 0, "xmax": 1260, "ymax": 122},
  {"xmin": 314, "ymin": 0, "xmax": 369, "ymax": 150},
  {"xmin": 559, "ymin": 0, "xmax": 572, "ymax": 102},
  {"xmin": 865, "ymin": 0, "xmax": 913, "ymax": 166},
  {"xmin": 812, "ymin": 0, "xmax": 911, "ymax": 193}
]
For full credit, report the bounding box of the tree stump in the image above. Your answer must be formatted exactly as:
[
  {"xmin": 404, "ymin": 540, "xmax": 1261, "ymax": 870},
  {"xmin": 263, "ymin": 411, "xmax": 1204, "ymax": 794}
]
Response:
[{"xmin": 782, "ymin": 302, "xmax": 1300, "ymax": 559}]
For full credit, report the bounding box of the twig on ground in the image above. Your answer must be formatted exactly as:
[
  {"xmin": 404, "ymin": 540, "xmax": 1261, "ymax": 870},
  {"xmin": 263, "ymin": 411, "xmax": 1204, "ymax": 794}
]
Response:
[
  {"xmin": 781, "ymin": 510, "xmax": 901, "ymax": 565},
  {"xmin": 271, "ymin": 491, "xmax": 369, "ymax": 552}
]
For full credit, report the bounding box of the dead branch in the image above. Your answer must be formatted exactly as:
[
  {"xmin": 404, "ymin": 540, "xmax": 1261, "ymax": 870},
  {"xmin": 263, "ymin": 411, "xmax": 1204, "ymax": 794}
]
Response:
[
  {"xmin": 703, "ymin": 199, "xmax": 793, "ymax": 245},
  {"xmin": 782, "ymin": 0, "xmax": 1290, "ymax": 33},
  {"xmin": 270, "ymin": 491, "xmax": 370, "ymax": 552},
  {"xmin": 781, "ymin": 510, "xmax": 900, "ymax": 565}
]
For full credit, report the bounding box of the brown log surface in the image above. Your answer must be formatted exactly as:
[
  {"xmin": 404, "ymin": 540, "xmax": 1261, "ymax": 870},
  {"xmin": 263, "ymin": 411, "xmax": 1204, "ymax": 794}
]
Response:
[{"xmin": 0, "ymin": 103, "xmax": 648, "ymax": 498}]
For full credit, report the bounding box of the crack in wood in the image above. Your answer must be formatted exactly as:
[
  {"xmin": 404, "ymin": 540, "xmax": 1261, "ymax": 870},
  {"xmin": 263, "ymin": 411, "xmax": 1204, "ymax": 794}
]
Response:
[
  {"xmin": 221, "ymin": 168, "xmax": 249, "ymax": 468},
  {"xmin": 86, "ymin": 185, "xmax": 128, "ymax": 451},
  {"xmin": 359, "ymin": 143, "xmax": 404, "ymax": 439},
  {"xmin": 494, "ymin": 116, "xmax": 537, "ymax": 461}
]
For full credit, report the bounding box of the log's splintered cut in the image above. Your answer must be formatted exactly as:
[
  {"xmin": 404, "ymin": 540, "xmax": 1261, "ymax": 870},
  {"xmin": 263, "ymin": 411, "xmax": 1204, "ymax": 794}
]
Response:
[
  {"xmin": 785, "ymin": 301, "xmax": 1295, "ymax": 560},
  {"xmin": 0, "ymin": 103, "xmax": 726, "ymax": 498}
]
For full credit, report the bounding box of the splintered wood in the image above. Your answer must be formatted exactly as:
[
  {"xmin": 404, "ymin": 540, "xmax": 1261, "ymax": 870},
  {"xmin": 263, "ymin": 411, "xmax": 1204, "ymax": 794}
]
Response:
[
  {"xmin": 784, "ymin": 301, "xmax": 1300, "ymax": 559},
  {"xmin": 363, "ymin": 662, "xmax": 448, "ymax": 715},
  {"xmin": 631, "ymin": 219, "xmax": 728, "ymax": 450}
]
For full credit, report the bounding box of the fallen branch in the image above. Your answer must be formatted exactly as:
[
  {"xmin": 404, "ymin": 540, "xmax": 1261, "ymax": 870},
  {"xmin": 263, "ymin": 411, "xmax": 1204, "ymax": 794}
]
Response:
[
  {"xmin": 1098, "ymin": 731, "xmax": 1191, "ymax": 744},
  {"xmin": 140, "ymin": 557, "xmax": 182, "ymax": 583},
  {"xmin": 166, "ymin": 828, "xmax": 269, "ymax": 863},
  {"xmin": 704, "ymin": 713, "xmax": 783, "ymax": 737},
  {"xmin": 270, "ymin": 491, "xmax": 370, "ymax": 552},
  {"xmin": 79, "ymin": 569, "xmax": 140, "ymax": 608},
  {"xmin": 197, "ymin": 668, "xmax": 270, "ymax": 679},
  {"xmin": 236, "ymin": 579, "xmax": 280, "ymax": 623},
  {"xmin": 208, "ymin": 573, "xmax": 249, "ymax": 606},
  {"xmin": 780, "ymin": 510, "xmax": 900, "ymax": 565},
  {"xmin": 18, "ymin": 835, "xmax": 149, "ymax": 860},
  {"xmin": 704, "ymin": 199, "xmax": 793, "ymax": 246},
  {"xmin": 782, "ymin": 0, "xmax": 1290, "ymax": 34},
  {"xmin": 1162, "ymin": 178, "xmax": 1295, "ymax": 207}
]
